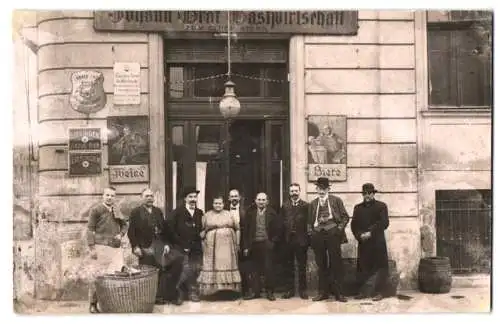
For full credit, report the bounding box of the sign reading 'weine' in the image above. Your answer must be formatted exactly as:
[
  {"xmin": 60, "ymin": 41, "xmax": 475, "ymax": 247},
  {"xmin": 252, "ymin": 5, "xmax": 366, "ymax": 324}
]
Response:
[
  {"xmin": 109, "ymin": 165, "xmax": 149, "ymax": 183},
  {"xmin": 94, "ymin": 11, "xmax": 358, "ymax": 35}
]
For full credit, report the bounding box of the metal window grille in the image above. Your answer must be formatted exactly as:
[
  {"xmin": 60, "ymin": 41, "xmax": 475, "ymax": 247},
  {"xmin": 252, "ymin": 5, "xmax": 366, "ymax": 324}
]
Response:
[{"xmin": 435, "ymin": 189, "xmax": 492, "ymax": 274}]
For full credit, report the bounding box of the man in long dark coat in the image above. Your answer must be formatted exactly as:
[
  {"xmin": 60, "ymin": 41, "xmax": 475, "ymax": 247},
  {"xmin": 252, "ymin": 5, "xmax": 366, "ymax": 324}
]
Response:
[
  {"xmin": 307, "ymin": 177, "xmax": 349, "ymax": 302},
  {"xmin": 350, "ymin": 183, "xmax": 390, "ymax": 302},
  {"xmin": 128, "ymin": 188, "xmax": 184, "ymax": 305},
  {"xmin": 241, "ymin": 192, "xmax": 283, "ymax": 301},
  {"xmin": 280, "ymin": 183, "xmax": 309, "ymax": 299},
  {"xmin": 165, "ymin": 186, "xmax": 204, "ymax": 302}
]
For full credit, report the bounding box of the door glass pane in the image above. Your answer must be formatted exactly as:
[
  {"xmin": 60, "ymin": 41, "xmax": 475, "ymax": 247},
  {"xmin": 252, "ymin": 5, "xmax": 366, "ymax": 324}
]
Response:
[
  {"xmin": 196, "ymin": 125, "xmax": 221, "ymax": 159},
  {"xmin": 193, "ymin": 64, "xmax": 226, "ymax": 97},
  {"xmin": 229, "ymin": 120, "xmax": 263, "ymax": 209},
  {"xmin": 270, "ymin": 124, "xmax": 283, "ymax": 209},
  {"xmin": 266, "ymin": 65, "xmax": 288, "ymax": 98},
  {"xmin": 171, "ymin": 125, "xmax": 184, "ymax": 207},
  {"xmin": 232, "ymin": 64, "xmax": 261, "ymax": 97},
  {"xmin": 196, "ymin": 125, "xmax": 224, "ymax": 212},
  {"xmin": 168, "ymin": 66, "xmax": 185, "ymax": 98}
]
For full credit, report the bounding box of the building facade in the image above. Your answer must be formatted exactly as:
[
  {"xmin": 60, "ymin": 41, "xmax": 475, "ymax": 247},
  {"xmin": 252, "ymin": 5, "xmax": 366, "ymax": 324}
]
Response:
[{"xmin": 13, "ymin": 10, "xmax": 492, "ymax": 301}]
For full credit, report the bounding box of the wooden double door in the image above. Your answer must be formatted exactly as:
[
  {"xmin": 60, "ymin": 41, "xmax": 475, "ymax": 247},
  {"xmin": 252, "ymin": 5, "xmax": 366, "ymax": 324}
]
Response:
[{"xmin": 168, "ymin": 118, "xmax": 289, "ymax": 212}]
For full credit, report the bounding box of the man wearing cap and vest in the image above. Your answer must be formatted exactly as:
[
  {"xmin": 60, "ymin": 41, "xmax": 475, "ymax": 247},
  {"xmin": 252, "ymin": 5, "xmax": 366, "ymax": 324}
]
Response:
[
  {"xmin": 308, "ymin": 177, "xmax": 349, "ymax": 302},
  {"xmin": 351, "ymin": 183, "xmax": 390, "ymax": 302},
  {"xmin": 166, "ymin": 186, "xmax": 204, "ymax": 302}
]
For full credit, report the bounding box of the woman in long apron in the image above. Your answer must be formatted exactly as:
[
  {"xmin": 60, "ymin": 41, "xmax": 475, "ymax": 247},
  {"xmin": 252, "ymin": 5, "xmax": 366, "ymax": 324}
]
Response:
[{"xmin": 198, "ymin": 195, "xmax": 241, "ymax": 296}]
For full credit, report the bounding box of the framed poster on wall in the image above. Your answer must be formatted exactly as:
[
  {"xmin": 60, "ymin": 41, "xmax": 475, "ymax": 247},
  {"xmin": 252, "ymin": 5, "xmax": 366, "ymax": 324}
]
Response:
[
  {"xmin": 107, "ymin": 116, "xmax": 150, "ymax": 183},
  {"xmin": 307, "ymin": 115, "xmax": 347, "ymax": 182}
]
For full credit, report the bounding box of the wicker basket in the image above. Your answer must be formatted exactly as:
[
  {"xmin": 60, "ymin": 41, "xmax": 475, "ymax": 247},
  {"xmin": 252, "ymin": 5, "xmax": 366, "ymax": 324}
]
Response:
[{"xmin": 95, "ymin": 265, "xmax": 159, "ymax": 313}]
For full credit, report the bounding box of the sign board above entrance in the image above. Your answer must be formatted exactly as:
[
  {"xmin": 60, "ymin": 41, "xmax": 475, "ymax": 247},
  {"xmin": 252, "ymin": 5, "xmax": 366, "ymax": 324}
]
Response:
[{"xmin": 94, "ymin": 11, "xmax": 358, "ymax": 35}]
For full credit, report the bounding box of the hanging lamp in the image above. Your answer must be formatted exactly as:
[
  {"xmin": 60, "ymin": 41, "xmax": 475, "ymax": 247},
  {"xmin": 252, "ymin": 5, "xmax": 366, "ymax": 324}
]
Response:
[{"xmin": 219, "ymin": 11, "xmax": 241, "ymax": 119}]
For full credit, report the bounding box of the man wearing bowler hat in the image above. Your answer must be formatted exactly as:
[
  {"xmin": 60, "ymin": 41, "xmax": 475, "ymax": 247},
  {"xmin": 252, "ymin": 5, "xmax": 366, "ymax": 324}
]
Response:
[
  {"xmin": 351, "ymin": 183, "xmax": 389, "ymax": 302},
  {"xmin": 166, "ymin": 186, "xmax": 204, "ymax": 302},
  {"xmin": 308, "ymin": 177, "xmax": 349, "ymax": 302}
]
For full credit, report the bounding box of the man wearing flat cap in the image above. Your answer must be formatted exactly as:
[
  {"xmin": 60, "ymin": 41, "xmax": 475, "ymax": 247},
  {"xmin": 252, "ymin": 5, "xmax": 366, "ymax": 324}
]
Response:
[
  {"xmin": 308, "ymin": 177, "xmax": 349, "ymax": 302},
  {"xmin": 350, "ymin": 183, "xmax": 390, "ymax": 302},
  {"xmin": 166, "ymin": 186, "xmax": 204, "ymax": 302}
]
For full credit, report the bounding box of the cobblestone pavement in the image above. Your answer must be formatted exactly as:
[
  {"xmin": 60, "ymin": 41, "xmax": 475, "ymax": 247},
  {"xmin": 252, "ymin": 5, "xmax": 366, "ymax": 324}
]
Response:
[{"xmin": 14, "ymin": 288, "xmax": 491, "ymax": 315}]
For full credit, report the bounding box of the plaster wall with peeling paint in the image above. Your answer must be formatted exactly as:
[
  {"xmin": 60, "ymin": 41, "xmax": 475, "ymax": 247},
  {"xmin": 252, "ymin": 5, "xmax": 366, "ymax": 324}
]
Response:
[{"xmin": 12, "ymin": 10, "xmax": 491, "ymax": 302}]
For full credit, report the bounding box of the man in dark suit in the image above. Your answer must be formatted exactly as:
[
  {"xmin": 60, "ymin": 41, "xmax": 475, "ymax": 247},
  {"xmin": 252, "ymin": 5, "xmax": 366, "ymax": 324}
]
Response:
[
  {"xmin": 241, "ymin": 192, "xmax": 283, "ymax": 301},
  {"xmin": 351, "ymin": 183, "xmax": 390, "ymax": 302},
  {"xmin": 228, "ymin": 189, "xmax": 250, "ymax": 298},
  {"xmin": 280, "ymin": 183, "xmax": 309, "ymax": 300},
  {"xmin": 308, "ymin": 177, "xmax": 349, "ymax": 302},
  {"xmin": 128, "ymin": 188, "xmax": 184, "ymax": 305},
  {"xmin": 165, "ymin": 186, "xmax": 204, "ymax": 302}
]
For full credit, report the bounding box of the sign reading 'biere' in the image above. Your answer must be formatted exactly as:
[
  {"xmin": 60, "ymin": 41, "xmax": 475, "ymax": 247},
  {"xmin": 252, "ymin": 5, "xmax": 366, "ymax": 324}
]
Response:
[{"xmin": 94, "ymin": 11, "xmax": 358, "ymax": 35}]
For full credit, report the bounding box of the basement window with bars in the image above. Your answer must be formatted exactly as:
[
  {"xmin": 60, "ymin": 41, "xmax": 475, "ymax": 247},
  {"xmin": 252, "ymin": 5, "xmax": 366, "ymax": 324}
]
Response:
[
  {"xmin": 426, "ymin": 10, "xmax": 492, "ymax": 109},
  {"xmin": 435, "ymin": 189, "xmax": 492, "ymax": 274}
]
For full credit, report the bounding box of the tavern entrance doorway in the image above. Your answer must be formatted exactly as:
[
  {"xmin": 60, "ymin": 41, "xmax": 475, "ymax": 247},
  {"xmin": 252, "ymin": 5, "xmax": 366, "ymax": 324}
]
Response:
[{"xmin": 165, "ymin": 39, "xmax": 290, "ymax": 211}]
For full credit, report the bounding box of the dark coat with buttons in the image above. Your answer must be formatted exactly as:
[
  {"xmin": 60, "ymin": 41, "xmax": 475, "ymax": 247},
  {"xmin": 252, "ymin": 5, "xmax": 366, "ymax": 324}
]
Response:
[
  {"xmin": 241, "ymin": 205, "xmax": 282, "ymax": 251},
  {"xmin": 280, "ymin": 199, "xmax": 310, "ymax": 246},
  {"xmin": 351, "ymin": 199, "xmax": 390, "ymax": 272},
  {"xmin": 165, "ymin": 206, "xmax": 204, "ymax": 256}
]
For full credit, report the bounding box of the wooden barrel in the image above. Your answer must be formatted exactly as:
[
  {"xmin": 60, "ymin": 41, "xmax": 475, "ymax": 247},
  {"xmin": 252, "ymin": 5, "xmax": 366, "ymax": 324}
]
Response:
[{"xmin": 418, "ymin": 257, "xmax": 452, "ymax": 294}]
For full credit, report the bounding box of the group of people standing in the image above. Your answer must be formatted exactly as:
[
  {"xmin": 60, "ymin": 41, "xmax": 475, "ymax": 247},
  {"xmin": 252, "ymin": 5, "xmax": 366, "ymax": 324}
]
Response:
[{"xmin": 85, "ymin": 177, "xmax": 390, "ymax": 313}]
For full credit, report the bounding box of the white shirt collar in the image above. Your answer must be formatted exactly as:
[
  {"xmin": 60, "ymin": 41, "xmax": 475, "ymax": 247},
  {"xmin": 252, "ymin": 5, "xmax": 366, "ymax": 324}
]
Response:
[
  {"xmin": 185, "ymin": 204, "xmax": 195, "ymax": 215},
  {"xmin": 230, "ymin": 203, "xmax": 240, "ymax": 210}
]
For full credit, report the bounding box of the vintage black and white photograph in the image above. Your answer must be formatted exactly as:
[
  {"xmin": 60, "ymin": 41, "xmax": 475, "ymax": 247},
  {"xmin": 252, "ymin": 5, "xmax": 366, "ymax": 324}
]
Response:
[{"xmin": 11, "ymin": 8, "xmax": 493, "ymax": 316}]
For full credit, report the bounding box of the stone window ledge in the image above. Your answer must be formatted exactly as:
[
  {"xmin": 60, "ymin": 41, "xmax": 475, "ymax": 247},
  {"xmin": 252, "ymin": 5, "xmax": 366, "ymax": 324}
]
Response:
[{"xmin": 421, "ymin": 107, "xmax": 492, "ymax": 118}]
